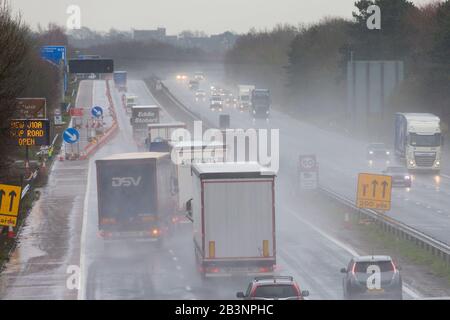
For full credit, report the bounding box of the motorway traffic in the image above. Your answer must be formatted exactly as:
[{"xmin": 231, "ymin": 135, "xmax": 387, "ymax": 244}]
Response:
[
  {"xmin": 163, "ymin": 72, "xmax": 450, "ymax": 247},
  {"xmin": 72, "ymin": 74, "xmax": 429, "ymax": 300}
]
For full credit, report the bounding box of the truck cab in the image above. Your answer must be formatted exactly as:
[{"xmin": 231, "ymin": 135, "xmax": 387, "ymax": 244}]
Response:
[
  {"xmin": 395, "ymin": 113, "xmax": 442, "ymax": 172},
  {"xmin": 238, "ymin": 85, "xmax": 255, "ymax": 111},
  {"xmin": 250, "ymin": 89, "xmax": 271, "ymax": 121}
]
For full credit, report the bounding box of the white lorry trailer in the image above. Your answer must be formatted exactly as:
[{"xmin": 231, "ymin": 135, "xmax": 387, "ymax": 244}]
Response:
[
  {"xmin": 190, "ymin": 162, "xmax": 276, "ymax": 278},
  {"xmin": 394, "ymin": 113, "xmax": 442, "ymax": 171},
  {"xmin": 238, "ymin": 85, "xmax": 255, "ymax": 111},
  {"xmin": 170, "ymin": 141, "xmax": 226, "ymax": 213}
]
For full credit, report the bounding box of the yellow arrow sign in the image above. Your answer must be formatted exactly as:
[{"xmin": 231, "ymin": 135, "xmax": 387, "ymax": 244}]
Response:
[
  {"xmin": 0, "ymin": 184, "xmax": 22, "ymax": 217},
  {"xmin": 357, "ymin": 173, "xmax": 392, "ymax": 211}
]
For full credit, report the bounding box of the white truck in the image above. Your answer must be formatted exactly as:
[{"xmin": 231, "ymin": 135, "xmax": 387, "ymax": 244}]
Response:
[
  {"xmin": 190, "ymin": 162, "xmax": 276, "ymax": 278},
  {"xmin": 238, "ymin": 85, "xmax": 255, "ymax": 111},
  {"xmin": 170, "ymin": 141, "xmax": 226, "ymax": 214},
  {"xmin": 394, "ymin": 113, "xmax": 442, "ymax": 172},
  {"xmin": 123, "ymin": 94, "xmax": 138, "ymax": 115}
]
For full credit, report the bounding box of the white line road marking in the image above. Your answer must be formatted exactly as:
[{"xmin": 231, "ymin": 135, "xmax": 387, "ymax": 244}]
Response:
[
  {"xmin": 77, "ymin": 158, "xmax": 92, "ymax": 300},
  {"xmin": 185, "ymin": 286, "xmax": 192, "ymax": 292},
  {"xmin": 176, "ymin": 266, "xmax": 182, "ymax": 271},
  {"xmin": 441, "ymin": 174, "xmax": 450, "ymax": 180},
  {"xmin": 286, "ymin": 207, "xmax": 422, "ymax": 299},
  {"xmin": 172, "ymin": 257, "xmax": 178, "ymax": 262}
]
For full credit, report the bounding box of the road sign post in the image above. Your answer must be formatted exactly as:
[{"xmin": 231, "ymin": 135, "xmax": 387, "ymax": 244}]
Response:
[
  {"xmin": 0, "ymin": 184, "xmax": 22, "ymax": 227},
  {"xmin": 91, "ymin": 106, "xmax": 103, "ymax": 119},
  {"xmin": 63, "ymin": 128, "xmax": 80, "ymax": 160},
  {"xmin": 298, "ymin": 155, "xmax": 319, "ymax": 191},
  {"xmin": 357, "ymin": 173, "xmax": 392, "ymax": 211}
]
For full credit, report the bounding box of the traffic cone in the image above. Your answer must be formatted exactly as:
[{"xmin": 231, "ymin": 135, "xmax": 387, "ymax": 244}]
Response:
[
  {"xmin": 7, "ymin": 226, "xmax": 15, "ymax": 239},
  {"xmin": 41, "ymin": 160, "xmax": 47, "ymax": 175}
]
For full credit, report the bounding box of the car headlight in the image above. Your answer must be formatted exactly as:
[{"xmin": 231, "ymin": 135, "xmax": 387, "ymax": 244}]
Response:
[
  {"xmin": 369, "ymin": 151, "xmax": 374, "ymax": 155},
  {"xmin": 404, "ymin": 175, "xmax": 411, "ymax": 180},
  {"xmin": 409, "ymin": 160, "xmax": 416, "ymax": 167},
  {"xmin": 386, "ymin": 151, "xmax": 390, "ymax": 155},
  {"xmin": 253, "ymin": 110, "xmax": 256, "ymax": 114},
  {"xmin": 266, "ymin": 110, "xmax": 270, "ymax": 115},
  {"xmin": 435, "ymin": 160, "xmax": 440, "ymax": 166}
]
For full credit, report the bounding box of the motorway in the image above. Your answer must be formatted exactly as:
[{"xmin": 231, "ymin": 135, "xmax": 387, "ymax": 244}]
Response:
[
  {"xmin": 78, "ymin": 78, "xmax": 422, "ymax": 299},
  {"xmin": 161, "ymin": 72, "xmax": 450, "ymax": 248}
]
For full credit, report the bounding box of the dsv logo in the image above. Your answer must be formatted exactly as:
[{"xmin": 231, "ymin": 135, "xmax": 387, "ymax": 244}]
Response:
[{"xmin": 112, "ymin": 177, "xmax": 142, "ymax": 187}]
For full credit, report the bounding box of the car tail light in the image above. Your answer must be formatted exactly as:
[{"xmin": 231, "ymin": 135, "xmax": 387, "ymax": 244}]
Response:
[
  {"xmin": 351, "ymin": 263, "xmax": 356, "ymax": 275},
  {"xmin": 259, "ymin": 267, "xmax": 270, "ymax": 273},
  {"xmin": 172, "ymin": 217, "xmax": 178, "ymax": 224},
  {"xmin": 206, "ymin": 267, "xmax": 220, "ymax": 273},
  {"xmin": 151, "ymin": 228, "xmax": 160, "ymax": 237}
]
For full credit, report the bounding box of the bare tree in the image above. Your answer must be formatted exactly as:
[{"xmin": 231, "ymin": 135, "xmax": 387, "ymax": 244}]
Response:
[{"xmin": 0, "ymin": 0, "xmax": 30, "ymax": 180}]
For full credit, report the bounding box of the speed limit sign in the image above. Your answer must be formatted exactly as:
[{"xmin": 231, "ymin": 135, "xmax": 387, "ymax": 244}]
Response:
[
  {"xmin": 298, "ymin": 154, "xmax": 318, "ymax": 190},
  {"xmin": 299, "ymin": 155, "xmax": 317, "ymax": 172}
]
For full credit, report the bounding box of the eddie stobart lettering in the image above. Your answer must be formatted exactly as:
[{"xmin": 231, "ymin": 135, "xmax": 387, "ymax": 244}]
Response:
[
  {"xmin": 133, "ymin": 117, "xmax": 159, "ymax": 124},
  {"xmin": 137, "ymin": 111, "xmax": 156, "ymax": 118}
]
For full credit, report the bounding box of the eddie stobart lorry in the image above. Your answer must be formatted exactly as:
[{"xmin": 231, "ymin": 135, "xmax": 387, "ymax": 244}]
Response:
[
  {"xmin": 189, "ymin": 162, "xmax": 277, "ymax": 278},
  {"xmin": 96, "ymin": 152, "xmax": 176, "ymax": 244}
]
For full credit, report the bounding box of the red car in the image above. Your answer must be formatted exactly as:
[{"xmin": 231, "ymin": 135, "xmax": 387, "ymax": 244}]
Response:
[{"xmin": 236, "ymin": 276, "xmax": 309, "ymax": 300}]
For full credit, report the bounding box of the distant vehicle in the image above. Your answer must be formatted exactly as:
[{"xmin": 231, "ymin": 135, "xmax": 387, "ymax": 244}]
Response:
[
  {"xmin": 236, "ymin": 276, "xmax": 309, "ymax": 300},
  {"xmin": 250, "ymin": 89, "xmax": 271, "ymax": 121},
  {"xmin": 194, "ymin": 71, "xmax": 205, "ymax": 81},
  {"xmin": 195, "ymin": 90, "xmax": 206, "ymax": 102},
  {"xmin": 367, "ymin": 143, "xmax": 390, "ymax": 165},
  {"xmin": 176, "ymin": 73, "xmax": 188, "ymax": 81},
  {"xmin": 189, "ymin": 162, "xmax": 276, "ymax": 278},
  {"xmin": 189, "ymin": 79, "xmax": 200, "ymax": 91},
  {"xmin": 224, "ymin": 91, "xmax": 238, "ymax": 108},
  {"xmin": 113, "ymin": 71, "xmax": 127, "ymax": 92},
  {"xmin": 169, "ymin": 140, "xmax": 226, "ymax": 226},
  {"xmin": 88, "ymin": 73, "xmax": 97, "ymax": 80},
  {"xmin": 395, "ymin": 113, "xmax": 442, "ymax": 172},
  {"xmin": 131, "ymin": 105, "xmax": 160, "ymax": 148},
  {"xmin": 341, "ymin": 255, "xmax": 403, "ymax": 300},
  {"xmin": 210, "ymin": 95, "xmax": 223, "ymax": 111},
  {"xmin": 382, "ymin": 166, "xmax": 412, "ymax": 188},
  {"xmin": 146, "ymin": 122, "xmax": 187, "ymax": 152},
  {"xmin": 124, "ymin": 94, "xmax": 138, "ymax": 114},
  {"xmin": 95, "ymin": 152, "xmax": 176, "ymax": 244},
  {"xmin": 238, "ymin": 85, "xmax": 255, "ymax": 111}
]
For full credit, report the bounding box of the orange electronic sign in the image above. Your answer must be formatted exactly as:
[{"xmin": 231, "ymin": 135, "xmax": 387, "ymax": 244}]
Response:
[{"xmin": 10, "ymin": 119, "xmax": 51, "ymax": 146}]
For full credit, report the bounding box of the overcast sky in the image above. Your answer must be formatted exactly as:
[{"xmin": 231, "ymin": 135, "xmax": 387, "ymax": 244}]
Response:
[{"xmin": 11, "ymin": 0, "xmax": 435, "ymax": 35}]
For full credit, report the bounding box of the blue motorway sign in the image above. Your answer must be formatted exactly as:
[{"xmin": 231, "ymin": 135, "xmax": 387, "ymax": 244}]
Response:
[
  {"xmin": 40, "ymin": 46, "xmax": 66, "ymax": 66},
  {"xmin": 41, "ymin": 46, "xmax": 67, "ymax": 93},
  {"xmin": 63, "ymin": 128, "xmax": 80, "ymax": 144},
  {"xmin": 91, "ymin": 106, "xmax": 103, "ymax": 118}
]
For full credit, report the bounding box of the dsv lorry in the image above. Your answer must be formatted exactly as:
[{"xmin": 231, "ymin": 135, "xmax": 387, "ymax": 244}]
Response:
[
  {"xmin": 96, "ymin": 152, "xmax": 176, "ymax": 242},
  {"xmin": 395, "ymin": 113, "xmax": 442, "ymax": 172},
  {"xmin": 190, "ymin": 162, "xmax": 276, "ymax": 277}
]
